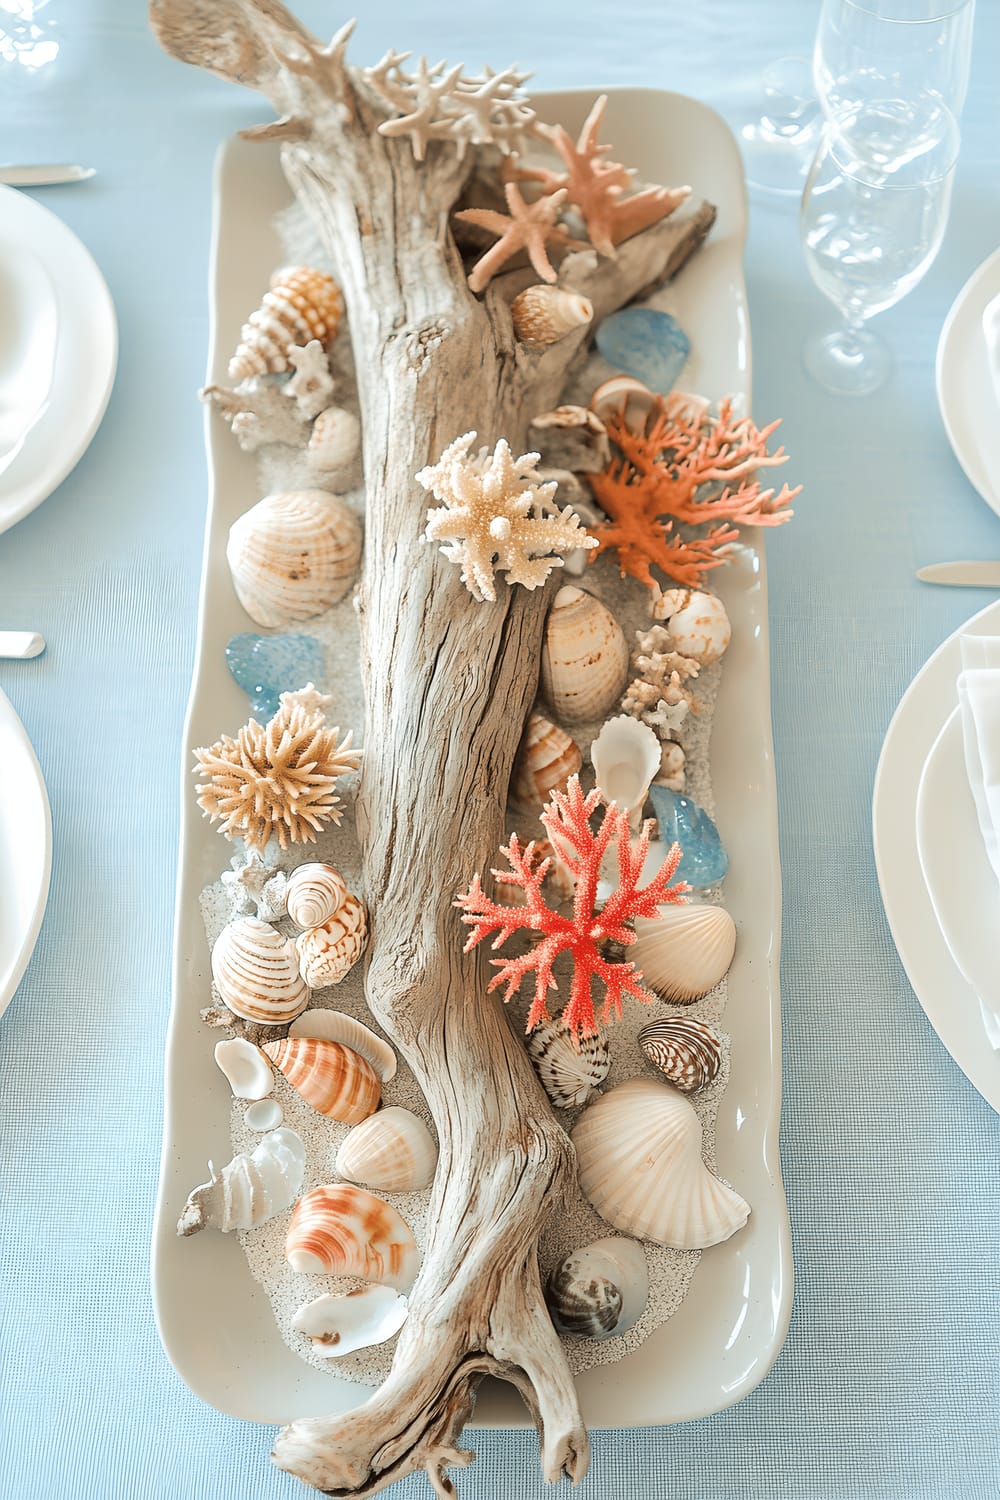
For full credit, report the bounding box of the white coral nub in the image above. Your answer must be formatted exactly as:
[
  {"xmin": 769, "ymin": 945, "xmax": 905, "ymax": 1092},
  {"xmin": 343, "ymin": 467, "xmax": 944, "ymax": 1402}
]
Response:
[
  {"xmin": 363, "ymin": 52, "xmax": 536, "ymax": 161},
  {"xmin": 417, "ymin": 432, "xmax": 597, "ymax": 603}
]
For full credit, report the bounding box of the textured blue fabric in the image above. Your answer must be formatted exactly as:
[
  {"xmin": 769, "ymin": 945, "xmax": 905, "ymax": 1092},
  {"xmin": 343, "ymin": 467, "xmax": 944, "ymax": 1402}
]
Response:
[{"xmin": 1, "ymin": 2, "xmax": 998, "ymax": 1497}]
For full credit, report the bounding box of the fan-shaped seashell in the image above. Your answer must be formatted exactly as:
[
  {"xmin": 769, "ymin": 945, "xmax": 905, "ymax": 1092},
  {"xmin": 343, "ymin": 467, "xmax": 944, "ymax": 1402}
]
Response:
[
  {"xmin": 214, "ymin": 1036, "xmax": 273, "ymax": 1100},
  {"xmin": 308, "ymin": 405, "xmax": 361, "ymax": 472},
  {"xmin": 546, "ymin": 1237, "xmax": 648, "ymax": 1339},
  {"xmin": 572, "ymin": 1078, "xmax": 750, "ymax": 1250},
  {"xmin": 527, "ymin": 1015, "xmax": 609, "ymax": 1110},
  {"xmin": 228, "ymin": 265, "xmax": 344, "ymax": 381},
  {"xmin": 177, "ymin": 1127, "xmax": 305, "ymax": 1236},
  {"xmin": 285, "ymin": 1183, "xmax": 420, "ymax": 1289},
  {"xmin": 285, "ymin": 862, "xmax": 348, "ymax": 930},
  {"xmin": 261, "ymin": 1037, "xmax": 380, "ymax": 1124},
  {"xmin": 590, "ymin": 715, "xmax": 661, "ymax": 821},
  {"xmin": 296, "ymin": 891, "xmax": 368, "ymax": 987},
  {"xmin": 652, "ymin": 588, "xmax": 731, "ymax": 666},
  {"xmin": 512, "ymin": 285, "xmax": 593, "ymax": 348},
  {"xmin": 211, "ymin": 916, "xmax": 310, "ymax": 1025},
  {"xmin": 288, "ymin": 1009, "xmax": 397, "ymax": 1082},
  {"xmin": 336, "ymin": 1107, "xmax": 438, "ymax": 1191},
  {"xmin": 245, "ymin": 1098, "xmax": 284, "ymax": 1132},
  {"xmin": 510, "ymin": 712, "xmax": 582, "ymax": 810},
  {"xmin": 227, "ymin": 490, "xmax": 362, "ymax": 628},
  {"xmin": 292, "ymin": 1286, "xmax": 408, "ymax": 1358},
  {"xmin": 540, "ymin": 586, "xmax": 629, "ymax": 725},
  {"xmin": 638, "ymin": 1016, "xmax": 722, "ymax": 1093},
  {"xmin": 632, "ymin": 902, "xmax": 736, "ymax": 1003}
]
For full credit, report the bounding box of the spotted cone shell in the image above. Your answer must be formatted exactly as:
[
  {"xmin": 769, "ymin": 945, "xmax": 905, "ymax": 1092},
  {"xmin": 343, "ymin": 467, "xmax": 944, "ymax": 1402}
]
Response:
[
  {"xmin": 285, "ymin": 862, "xmax": 348, "ymax": 930},
  {"xmin": 261, "ymin": 1037, "xmax": 381, "ymax": 1124},
  {"xmin": 527, "ymin": 1015, "xmax": 609, "ymax": 1110},
  {"xmin": 285, "ymin": 1183, "xmax": 421, "ymax": 1289},
  {"xmin": 540, "ymin": 586, "xmax": 629, "ymax": 724},
  {"xmin": 228, "ymin": 265, "xmax": 343, "ymax": 381},
  {"xmin": 296, "ymin": 891, "xmax": 368, "ymax": 987},
  {"xmin": 227, "ymin": 490, "xmax": 362, "ymax": 629},
  {"xmin": 638, "ymin": 1016, "xmax": 722, "ymax": 1093},
  {"xmin": 510, "ymin": 712, "xmax": 582, "ymax": 810},
  {"xmin": 211, "ymin": 916, "xmax": 310, "ymax": 1025}
]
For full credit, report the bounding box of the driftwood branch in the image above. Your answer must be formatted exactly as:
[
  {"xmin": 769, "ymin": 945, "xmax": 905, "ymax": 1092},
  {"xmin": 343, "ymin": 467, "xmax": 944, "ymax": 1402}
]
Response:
[{"xmin": 151, "ymin": 3, "xmax": 715, "ymax": 1492}]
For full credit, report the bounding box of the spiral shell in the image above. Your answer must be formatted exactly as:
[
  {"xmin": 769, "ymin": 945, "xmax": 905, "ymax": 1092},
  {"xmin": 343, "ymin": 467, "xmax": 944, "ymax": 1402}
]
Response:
[
  {"xmin": 511, "ymin": 285, "xmax": 593, "ymax": 348},
  {"xmin": 289, "ymin": 1009, "xmax": 397, "ymax": 1082},
  {"xmin": 545, "ymin": 1237, "xmax": 649, "ymax": 1339},
  {"xmin": 308, "ymin": 406, "xmax": 361, "ymax": 472},
  {"xmin": 228, "ymin": 265, "xmax": 343, "ymax": 381},
  {"xmin": 227, "ymin": 490, "xmax": 362, "ymax": 628},
  {"xmin": 296, "ymin": 891, "xmax": 368, "ymax": 987},
  {"xmin": 177, "ymin": 1127, "xmax": 305, "ymax": 1236},
  {"xmin": 631, "ymin": 902, "xmax": 736, "ymax": 1003},
  {"xmin": 638, "ymin": 1017, "xmax": 722, "ymax": 1093},
  {"xmin": 285, "ymin": 862, "xmax": 347, "ymax": 929},
  {"xmin": 510, "ymin": 713, "xmax": 582, "ymax": 810},
  {"xmin": 527, "ymin": 1016, "xmax": 609, "ymax": 1110},
  {"xmin": 211, "ymin": 916, "xmax": 310, "ymax": 1025},
  {"xmin": 261, "ymin": 1037, "xmax": 380, "ymax": 1124},
  {"xmin": 285, "ymin": 1183, "xmax": 421, "ymax": 1289},
  {"xmin": 336, "ymin": 1107, "xmax": 438, "ymax": 1191},
  {"xmin": 540, "ymin": 586, "xmax": 629, "ymax": 725},
  {"xmin": 652, "ymin": 588, "xmax": 731, "ymax": 666}
]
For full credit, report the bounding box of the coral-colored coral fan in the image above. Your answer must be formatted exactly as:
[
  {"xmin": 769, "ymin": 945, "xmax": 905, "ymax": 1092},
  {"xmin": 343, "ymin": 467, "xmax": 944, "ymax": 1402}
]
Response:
[{"xmin": 456, "ymin": 775, "xmax": 688, "ymax": 1037}]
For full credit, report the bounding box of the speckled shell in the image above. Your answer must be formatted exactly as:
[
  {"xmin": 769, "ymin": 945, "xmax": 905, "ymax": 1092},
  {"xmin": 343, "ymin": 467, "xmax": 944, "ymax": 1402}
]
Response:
[
  {"xmin": 227, "ymin": 490, "xmax": 362, "ymax": 628},
  {"xmin": 527, "ymin": 1016, "xmax": 609, "ymax": 1110},
  {"xmin": 631, "ymin": 902, "xmax": 736, "ymax": 1003},
  {"xmin": 308, "ymin": 405, "xmax": 361, "ymax": 472},
  {"xmin": 177, "ymin": 1127, "xmax": 305, "ymax": 1236},
  {"xmin": 652, "ymin": 588, "xmax": 731, "ymax": 666},
  {"xmin": 545, "ymin": 1236, "xmax": 649, "ymax": 1339},
  {"xmin": 261, "ymin": 1037, "xmax": 380, "ymax": 1124},
  {"xmin": 510, "ymin": 712, "xmax": 582, "ymax": 810},
  {"xmin": 656, "ymin": 740, "xmax": 686, "ymax": 793},
  {"xmin": 511, "ymin": 285, "xmax": 593, "ymax": 348},
  {"xmin": 285, "ymin": 862, "xmax": 348, "ymax": 930},
  {"xmin": 572, "ymin": 1078, "xmax": 750, "ymax": 1250},
  {"xmin": 295, "ymin": 891, "xmax": 368, "ymax": 987},
  {"xmin": 211, "ymin": 916, "xmax": 310, "ymax": 1025},
  {"xmin": 228, "ymin": 265, "xmax": 343, "ymax": 381},
  {"xmin": 539, "ymin": 586, "xmax": 629, "ymax": 725},
  {"xmin": 285, "ymin": 1183, "xmax": 421, "ymax": 1289},
  {"xmin": 292, "ymin": 1286, "xmax": 408, "ymax": 1358},
  {"xmin": 638, "ymin": 1016, "xmax": 722, "ymax": 1093},
  {"xmin": 336, "ymin": 1107, "xmax": 438, "ymax": 1191},
  {"xmin": 590, "ymin": 715, "xmax": 661, "ymax": 818},
  {"xmin": 289, "ymin": 1009, "xmax": 397, "ymax": 1082}
]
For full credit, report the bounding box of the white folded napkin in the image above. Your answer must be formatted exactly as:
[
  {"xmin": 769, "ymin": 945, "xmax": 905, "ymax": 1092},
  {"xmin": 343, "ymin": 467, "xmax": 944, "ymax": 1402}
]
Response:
[{"xmin": 958, "ymin": 635, "xmax": 1000, "ymax": 1045}]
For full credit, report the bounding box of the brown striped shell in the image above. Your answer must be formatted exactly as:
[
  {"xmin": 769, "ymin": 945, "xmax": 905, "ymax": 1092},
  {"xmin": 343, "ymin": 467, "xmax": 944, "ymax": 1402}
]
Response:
[
  {"xmin": 210, "ymin": 916, "xmax": 310, "ymax": 1025},
  {"xmin": 285, "ymin": 862, "xmax": 348, "ymax": 929},
  {"xmin": 638, "ymin": 1016, "xmax": 722, "ymax": 1093},
  {"xmin": 510, "ymin": 712, "xmax": 582, "ymax": 811},
  {"xmin": 261, "ymin": 1037, "xmax": 380, "ymax": 1123},
  {"xmin": 527, "ymin": 1015, "xmax": 609, "ymax": 1110},
  {"xmin": 296, "ymin": 891, "xmax": 368, "ymax": 987},
  {"xmin": 285, "ymin": 1184, "xmax": 420, "ymax": 1289},
  {"xmin": 511, "ymin": 285, "xmax": 593, "ymax": 348},
  {"xmin": 228, "ymin": 265, "xmax": 344, "ymax": 381}
]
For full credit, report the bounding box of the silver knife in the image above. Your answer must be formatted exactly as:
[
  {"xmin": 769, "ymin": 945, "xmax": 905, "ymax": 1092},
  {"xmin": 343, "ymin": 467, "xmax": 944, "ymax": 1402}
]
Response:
[
  {"xmin": 916, "ymin": 561, "xmax": 1000, "ymax": 587},
  {"xmin": 0, "ymin": 164, "xmax": 95, "ymax": 187}
]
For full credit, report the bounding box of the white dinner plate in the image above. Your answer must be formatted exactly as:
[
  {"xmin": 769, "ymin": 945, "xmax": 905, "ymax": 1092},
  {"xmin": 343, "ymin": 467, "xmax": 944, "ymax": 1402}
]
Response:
[
  {"xmin": 873, "ymin": 598, "xmax": 1000, "ymax": 1113},
  {"xmin": 0, "ymin": 184, "xmax": 117, "ymax": 536},
  {"xmin": 935, "ymin": 246, "xmax": 1000, "ymax": 518},
  {"xmin": 0, "ymin": 686, "xmax": 51, "ymax": 1017}
]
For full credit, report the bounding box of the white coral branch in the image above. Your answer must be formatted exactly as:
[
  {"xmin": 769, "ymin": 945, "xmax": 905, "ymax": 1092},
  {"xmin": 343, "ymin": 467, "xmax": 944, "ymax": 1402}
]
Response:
[{"xmin": 362, "ymin": 53, "xmax": 538, "ymax": 161}]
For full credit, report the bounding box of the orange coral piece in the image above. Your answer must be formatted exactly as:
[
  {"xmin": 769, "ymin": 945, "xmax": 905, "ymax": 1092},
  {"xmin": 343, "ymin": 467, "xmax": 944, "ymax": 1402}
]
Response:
[{"xmin": 455, "ymin": 182, "xmax": 580, "ymax": 293}]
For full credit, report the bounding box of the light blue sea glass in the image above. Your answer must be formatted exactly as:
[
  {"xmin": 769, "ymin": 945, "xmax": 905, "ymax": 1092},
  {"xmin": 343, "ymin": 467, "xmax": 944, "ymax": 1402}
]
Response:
[
  {"xmin": 225, "ymin": 632, "xmax": 326, "ymax": 720},
  {"xmin": 648, "ymin": 784, "xmax": 728, "ymax": 889},
  {"xmin": 595, "ymin": 307, "xmax": 690, "ymax": 393}
]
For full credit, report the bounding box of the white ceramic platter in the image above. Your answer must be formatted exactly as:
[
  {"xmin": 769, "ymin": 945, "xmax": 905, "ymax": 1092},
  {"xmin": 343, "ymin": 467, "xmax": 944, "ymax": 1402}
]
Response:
[
  {"xmin": 935, "ymin": 246, "xmax": 1000, "ymax": 518},
  {"xmin": 0, "ymin": 687, "xmax": 51, "ymax": 1017},
  {"xmin": 153, "ymin": 87, "xmax": 792, "ymax": 1428},
  {"xmin": 873, "ymin": 597, "xmax": 1000, "ymax": 1113},
  {"xmin": 0, "ymin": 184, "xmax": 117, "ymax": 536}
]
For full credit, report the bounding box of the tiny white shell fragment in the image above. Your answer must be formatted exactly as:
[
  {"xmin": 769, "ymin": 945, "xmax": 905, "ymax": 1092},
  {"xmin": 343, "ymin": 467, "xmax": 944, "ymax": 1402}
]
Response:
[
  {"xmin": 214, "ymin": 1037, "xmax": 273, "ymax": 1100},
  {"xmin": 245, "ymin": 1098, "xmax": 284, "ymax": 1132},
  {"xmin": 288, "ymin": 1009, "xmax": 397, "ymax": 1082},
  {"xmin": 292, "ymin": 1286, "xmax": 408, "ymax": 1358}
]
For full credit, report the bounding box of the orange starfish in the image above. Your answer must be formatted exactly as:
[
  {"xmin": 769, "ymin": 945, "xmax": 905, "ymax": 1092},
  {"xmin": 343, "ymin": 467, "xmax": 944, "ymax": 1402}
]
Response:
[{"xmin": 455, "ymin": 182, "xmax": 577, "ymax": 293}]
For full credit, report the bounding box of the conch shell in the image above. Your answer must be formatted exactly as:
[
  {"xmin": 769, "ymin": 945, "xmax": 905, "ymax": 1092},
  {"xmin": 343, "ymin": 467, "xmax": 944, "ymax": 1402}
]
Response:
[
  {"xmin": 510, "ymin": 712, "xmax": 582, "ymax": 811},
  {"xmin": 540, "ymin": 585, "xmax": 629, "ymax": 725},
  {"xmin": 296, "ymin": 890, "xmax": 368, "ymax": 987},
  {"xmin": 335, "ymin": 1107, "xmax": 438, "ymax": 1191},
  {"xmin": 631, "ymin": 902, "xmax": 736, "ymax": 1003},
  {"xmin": 211, "ymin": 916, "xmax": 310, "ymax": 1025},
  {"xmin": 285, "ymin": 1183, "xmax": 421, "ymax": 1289},
  {"xmin": 177, "ymin": 1127, "xmax": 305, "ymax": 1236},
  {"xmin": 261, "ymin": 1037, "xmax": 381, "ymax": 1124},
  {"xmin": 227, "ymin": 490, "xmax": 362, "ymax": 628},
  {"xmin": 285, "ymin": 862, "xmax": 347, "ymax": 929},
  {"xmin": 228, "ymin": 265, "xmax": 343, "ymax": 381},
  {"xmin": 511, "ymin": 284, "xmax": 593, "ymax": 348}
]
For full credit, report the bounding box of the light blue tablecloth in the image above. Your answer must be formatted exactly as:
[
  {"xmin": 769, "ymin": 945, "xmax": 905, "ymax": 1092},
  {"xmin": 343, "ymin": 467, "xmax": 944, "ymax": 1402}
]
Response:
[{"xmin": 1, "ymin": 3, "xmax": 998, "ymax": 1496}]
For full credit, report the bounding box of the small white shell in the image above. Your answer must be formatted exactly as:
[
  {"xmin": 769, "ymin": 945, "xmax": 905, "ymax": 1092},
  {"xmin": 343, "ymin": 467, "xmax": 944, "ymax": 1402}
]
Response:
[
  {"xmin": 632, "ymin": 902, "xmax": 736, "ymax": 1003},
  {"xmin": 227, "ymin": 490, "xmax": 362, "ymax": 627},
  {"xmin": 652, "ymin": 588, "xmax": 731, "ymax": 665},
  {"xmin": 285, "ymin": 862, "xmax": 347, "ymax": 929},
  {"xmin": 546, "ymin": 1237, "xmax": 649, "ymax": 1339},
  {"xmin": 510, "ymin": 712, "xmax": 582, "ymax": 810},
  {"xmin": 292, "ymin": 1286, "xmax": 408, "ymax": 1358},
  {"xmin": 245, "ymin": 1098, "xmax": 284, "ymax": 1132},
  {"xmin": 177, "ymin": 1127, "xmax": 306, "ymax": 1236},
  {"xmin": 214, "ymin": 1037, "xmax": 273, "ymax": 1100},
  {"xmin": 308, "ymin": 405, "xmax": 361, "ymax": 472},
  {"xmin": 527, "ymin": 1016, "xmax": 609, "ymax": 1110},
  {"xmin": 540, "ymin": 586, "xmax": 630, "ymax": 725},
  {"xmin": 211, "ymin": 916, "xmax": 310, "ymax": 1025},
  {"xmin": 295, "ymin": 892, "xmax": 368, "ymax": 988},
  {"xmin": 655, "ymin": 741, "xmax": 686, "ymax": 793},
  {"xmin": 590, "ymin": 715, "xmax": 661, "ymax": 821},
  {"xmin": 289, "ymin": 1008, "xmax": 397, "ymax": 1082},
  {"xmin": 511, "ymin": 285, "xmax": 593, "ymax": 348},
  {"xmin": 336, "ymin": 1107, "xmax": 438, "ymax": 1191}
]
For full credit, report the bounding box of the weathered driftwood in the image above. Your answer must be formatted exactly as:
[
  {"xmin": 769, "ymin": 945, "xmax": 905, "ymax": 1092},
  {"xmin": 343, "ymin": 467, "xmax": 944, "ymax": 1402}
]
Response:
[{"xmin": 150, "ymin": 4, "xmax": 715, "ymax": 1494}]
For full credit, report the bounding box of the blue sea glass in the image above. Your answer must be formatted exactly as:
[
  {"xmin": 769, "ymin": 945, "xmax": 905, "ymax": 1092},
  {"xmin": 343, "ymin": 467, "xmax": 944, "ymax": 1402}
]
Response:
[
  {"xmin": 648, "ymin": 784, "xmax": 728, "ymax": 889},
  {"xmin": 225, "ymin": 632, "xmax": 326, "ymax": 720},
  {"xmin": 595, "ymin": 308, "xmax": 690, "ymax": 393}
]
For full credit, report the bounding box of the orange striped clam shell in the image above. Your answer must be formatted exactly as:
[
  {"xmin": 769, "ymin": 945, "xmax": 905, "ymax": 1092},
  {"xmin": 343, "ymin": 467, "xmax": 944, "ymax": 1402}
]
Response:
[
  {"xmin": 285, "ymin": 1183, "xmax": 421, "ymax": 1289},
  {"xmin": 261, "ymin": 1037, "xmax": 380, "ymax": 1124}
]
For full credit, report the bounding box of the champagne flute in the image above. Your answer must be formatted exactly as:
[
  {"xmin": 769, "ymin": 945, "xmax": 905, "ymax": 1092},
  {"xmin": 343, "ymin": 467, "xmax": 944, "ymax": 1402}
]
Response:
[{"xmin": 815, "ymin": 0, "xmax": 976, "ymax": 127}]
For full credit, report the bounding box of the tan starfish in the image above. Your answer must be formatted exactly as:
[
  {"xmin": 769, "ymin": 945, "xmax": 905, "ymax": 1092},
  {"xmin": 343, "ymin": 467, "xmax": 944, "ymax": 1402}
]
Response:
[{"xmin": 455, "ymin": 182, "xmax": 575, "ymax": 294}]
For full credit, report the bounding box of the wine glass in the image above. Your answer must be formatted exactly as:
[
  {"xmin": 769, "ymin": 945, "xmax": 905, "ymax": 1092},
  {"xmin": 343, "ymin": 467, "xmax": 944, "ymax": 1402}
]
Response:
[
  {"xmin": 800, "ymin": 100, "xmax": 959, "ymax": 395},
  {"xmin": 815, "ymin": 0, "xmax": 976, "ymax": 126},
  {"xmin": 732, "ymin": 56, "xmax": 824, "ymax": 197}
]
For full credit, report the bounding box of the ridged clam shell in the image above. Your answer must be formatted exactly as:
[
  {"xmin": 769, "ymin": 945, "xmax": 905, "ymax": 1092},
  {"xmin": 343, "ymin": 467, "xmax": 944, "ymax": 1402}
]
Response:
[
  {"xmin": 632, "ymin": 902, "xmax": 736, "ymax": 1003},
  {"xmin": 285, "ymin": 862, "xmax": 347, "ymax": 929},
  {"xmin": 336, "ymin": 1107, "xmax": 438, "ymax": 1191},
  {"xmin": 590, "ymin": 715, "xmax": 661, "ymax": 819},
  {"xmin": 572, "ymin": 1078, "xmax": 750, "ymax": 1249},
  {"xmin": 652, "ymin": 588, "xmax": 731, "ymax": 666},
  {"xmin": 546, "ymin": 1237, "xmax": 649, "ymax": 1339},
  {"xmin": 229, "ymin": 265, "xmax": 344, "ymax": 381},
  {"xmin": 177, "ymin": 1127, "xmax": 305, "ymax": 1236},
  {"xmin": 527, "ymin": 1016, "xmax": 609, "ymax": 1110},
  {"xmin": 227, "ymin": 490, "xmax": 362, "ymax": 628},
  {"xmin": 308, "ymin": 405, "xmax": 361, "ymax": 472},
  {"xmin": 214, "ymin": 1036, "xmax": 273, "ymax": 1100},
  {"xmin": 638, "ymin": 1017, "xmax": 722, "ymax": 1093},
  {"xmin": 511, "ymin": 285, "xmax": 593, "ymax": 348},
  {"xmin": 211, "ymin": 916, "xmax": 310, "ymax": 1025},
  {"xmin": 289, "ymin": 1009, "xmax": 397, "ymax": 1082},
  {"xmin": 540, "ymin": 586, "xmax": 629, "ymax": 725},
  {"xmin": 261, "ymin": 1037, "xmax": 381, "ymax": 1124},
  {"xmin": 510, "ymin": 712, "xmax": 582, "ymax": 810},
  {"xmin": 292, "ymin": 1286, "xmax": 408, "ymax": 1358},
  {"xmin": 285, "ymin": 1183, "xmax": 421, "ymax": 1289},
  {"xmin": 296, "ymin": 891, "xmax": 368, "ymax": 987}
]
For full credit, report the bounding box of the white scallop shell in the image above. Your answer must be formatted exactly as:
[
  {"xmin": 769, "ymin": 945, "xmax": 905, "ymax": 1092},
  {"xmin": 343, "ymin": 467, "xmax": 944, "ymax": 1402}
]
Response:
[
  {"xmin": 308, "ymin": 405, "xmax": 361, "ymax": 472},
  {"xmin": 632, "ymin": 902, "xmax": 736, "ymax": 1003},
  {"xmin": 590, "ymin": 715, "xmax": 661, "ymax": 820},
  {"xmin": 245, "ymin": 1098, "xmax": 284, "ymax": 1132},
  {"xmin": 540, "ymin": 585, "xmax": 629, "ymax": 725},
  {"xmin": 526, "ymin": 1016, "xmax": 609, "ymax": 1110},
  {"xmin": 295, "ymin": 892, "xmax": 368, "ymax": 988},
  {"xmin": 652, "ymin": 588, "xmax": 731, "ymax": 666},
  {"xmin": 289, "ymin": 1009, "xmax": 397, "ymax": 1082},
  {"xmin": 511, "ymin": 285, "xmax": 593, "ymax": 347},
  {"xmin": 214, "ymin": 1036, "xmax": 273, "ymax": 1100},
  {"xmin": 571, "ymin": 1078, "xmax": 750, "ymax": 1250},
  {"xmin": 177, "ymin": 1127, "xmax": 305, "ymax": 1236},
  {"xmin": 285, "ymin": 862, "xmax": 347, "ymax": 929},
  {"xmin": 546, "ymin": 1237, "xmax": 649, "ymax": 1339},
  {"xmin": 292, "ymin": 1286, "xmax": 408, "ymax": 1358},
  {"xmin": 211, "ymin": 916, "xmax": 310, "ymax": 1025},
  {"xmin": 227, "ymin": 490, "xmax": 362, "ymax": 627},
  {"xmin": 336, "ymin": 1107, "xmax": 438, "ymax": 1191}
]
